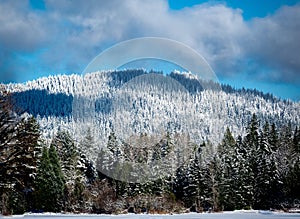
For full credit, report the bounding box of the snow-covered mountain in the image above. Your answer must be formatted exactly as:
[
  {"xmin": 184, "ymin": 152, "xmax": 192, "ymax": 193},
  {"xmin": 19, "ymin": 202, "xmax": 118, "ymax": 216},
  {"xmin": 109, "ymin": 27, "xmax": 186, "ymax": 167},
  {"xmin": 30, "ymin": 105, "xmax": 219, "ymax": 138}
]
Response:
[{"xmin": 3, "ymin": 70, "xmax": 300, "ymax": 162}]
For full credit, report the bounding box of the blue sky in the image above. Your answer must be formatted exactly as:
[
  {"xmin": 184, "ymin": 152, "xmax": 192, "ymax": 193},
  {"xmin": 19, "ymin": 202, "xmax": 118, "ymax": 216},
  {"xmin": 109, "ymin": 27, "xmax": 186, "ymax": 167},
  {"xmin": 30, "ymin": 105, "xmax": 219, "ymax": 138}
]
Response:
[
  {"xmin": 0, "ymin": 0, "xmax": 299, "ymax": 100},
  {"xmin": 169, "ymin": 0, "xmax": 300, "ymax": 19}
]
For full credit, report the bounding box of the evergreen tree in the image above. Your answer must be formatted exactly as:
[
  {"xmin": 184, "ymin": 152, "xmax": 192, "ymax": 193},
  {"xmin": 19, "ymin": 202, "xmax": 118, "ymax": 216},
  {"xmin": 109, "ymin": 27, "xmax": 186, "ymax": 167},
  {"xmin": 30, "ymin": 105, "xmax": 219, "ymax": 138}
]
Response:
[
  {"xmin": 205, "ymin": 155, "xmax": 221, "ymax": 211},
  {"xmin": 292, "ymin": 126, "xmax": 300, "ymax": 154},
  {"xmin": 240, "ymin": 113, "xmax": 260, "ymax": 208},
  {"xmin": 285, "ymin": 157, "xmax": 300, "ymax": 203},
  {"xmin": 79, "ymin": 128, "xmax": 97, "ymax": 185},
  {"xmin": 85, "ymin": 161, "xmax": 96, "ymax": 185},
  {"xmin": 34, "ymin": 145, "xmax": 65, "ymax": 212},
  {"xmin": 285, "ymin": 126, "xmax": 300, "ymax": 206},
  {"xmin": 107, "ymin": 131, "xmax": 120, "ymax": 157},
  {"xmin": 0, "ymin": 92, "xmax": 41, "ymax": 214},
  {"xmin": 174, "ymin": 163, "xmax": 189, "ymax": 206},
  {"xmin": 269, "ymin": 123, "xmax": 279, "ymax": 151},
  {"xmin": 96, "ymin": 132, "xmax": 129, "ymax": 198},
  {"xmin": 81, "ymin": 128, "xmax": 94, "ymax": 153},
  {"xmin": 51, "ymin": 130, "xmax": 86, "ymax": 211},
  {"xmin": 34, "ymin": 147, "xmax": 54, "ymax": 211},
  {"xmin": 254, "ymin": 122, "xmax": 281, "ymax": 209},
  {"xmin": 52, "ymin": 131, "xmax": 79, "ymax": 182},
  {"xmin": 218, "ymin": 127, "xmax": 239, "ymax": 210},
  {"xmin": 231, "ymin": 135, "xmax": 247, "ymax": 210},
  {"xmin": 186, "ymin": 143, "xmax": 205, "ymax": 210},
  {"xmin": 97, "ymin": 131, "xmax": 122, "ymax": 180}
]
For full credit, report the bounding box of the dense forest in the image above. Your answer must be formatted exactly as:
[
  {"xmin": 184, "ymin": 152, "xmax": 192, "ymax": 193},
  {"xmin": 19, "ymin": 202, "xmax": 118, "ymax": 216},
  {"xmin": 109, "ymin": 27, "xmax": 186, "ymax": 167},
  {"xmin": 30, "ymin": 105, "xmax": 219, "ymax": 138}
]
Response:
[
  {"xmin": 1, "ymin": 88, "xmax": 299, "ymax": 215},
  {"xmin": 4, "ymin": 70, "xmax": 299, "ymax": 161}
]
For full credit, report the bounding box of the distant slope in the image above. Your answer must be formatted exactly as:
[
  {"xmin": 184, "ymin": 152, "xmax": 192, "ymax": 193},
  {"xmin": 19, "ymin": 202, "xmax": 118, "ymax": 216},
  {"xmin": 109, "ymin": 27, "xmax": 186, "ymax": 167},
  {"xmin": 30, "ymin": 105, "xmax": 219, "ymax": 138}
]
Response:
[{"xmin": 3, "ymin": 70, "xmax": 299, "ymax": 162}]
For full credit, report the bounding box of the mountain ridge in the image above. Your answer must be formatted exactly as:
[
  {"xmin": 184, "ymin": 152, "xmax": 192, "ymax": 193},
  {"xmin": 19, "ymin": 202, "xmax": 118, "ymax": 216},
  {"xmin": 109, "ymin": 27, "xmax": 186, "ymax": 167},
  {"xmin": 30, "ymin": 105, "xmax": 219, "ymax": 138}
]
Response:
[{"xmin": 2, "ymin": 70, "xmax": 299, "ymax": 162}]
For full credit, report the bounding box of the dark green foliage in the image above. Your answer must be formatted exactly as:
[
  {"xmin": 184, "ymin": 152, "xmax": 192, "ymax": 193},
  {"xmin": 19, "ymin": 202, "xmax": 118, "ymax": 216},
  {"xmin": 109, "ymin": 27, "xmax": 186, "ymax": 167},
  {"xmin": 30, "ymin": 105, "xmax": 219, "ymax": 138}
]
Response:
[
  {"xmin": 52, "ymin": 131, "xmax": 78, "ymax": 177},
  {"xmin": 2, "ymin": 92, "xmax": 300, "ymax": 214},
  {"xmin": 293, "ymin": 126, "xmax": 300, "ymax": 154},
  {"xmin": 269, "ymin": 123, "xmax": 279, "ymax": 151},
  {"xmin": 5, "ymin": 189, "xmax": 26, "ymax": 215},
  {"xmin": 85, "ymin": 161, "xmax": 96, "ymax": 184},
  {"xmin": 0, "ymin": 92, "xmax": 41, "ymax": 214},
  {"xmin": 285, "ymin": 157, "xmax": 300, "ymax": 201},
  {"xmin": 95, "ymin": 123, "xmax": 300, "ymax": 212},
  {"xmin": 253, "ymin": 122, "xmax": 281, "ymax": 209},
  {"xmin": 50, "ymin": 130, "xmax": 89, "ymax": 212},
  {"xmin": 107, "ymin": 131, "xmax": 120, "ymax": 157},
  {"xmin": 80, "ymin": 128, "xmax": 97, "ymax": 184},
  {"xmin": 34, "ymin": 145, "xmax": 65, "ymax": 212},
  {"xmin": 218, "ymin": 127, "xmax": 239, "ymax": 210},
  {"xmin": 284, "ymin": 126, "xmax": 300, "ymax": 203}
]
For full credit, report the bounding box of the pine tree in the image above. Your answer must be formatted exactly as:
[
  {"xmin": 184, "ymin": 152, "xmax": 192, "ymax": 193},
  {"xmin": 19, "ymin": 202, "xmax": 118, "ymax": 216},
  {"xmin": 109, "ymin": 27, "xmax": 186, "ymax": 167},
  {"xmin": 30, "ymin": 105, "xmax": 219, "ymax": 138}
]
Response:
[
  {"xmin": 292, "ymin": 126, "xmax": 300, "ymax": 154},
  {"xmin": 230, "ymin": 135, "xmax": 247, "ymax": 210},
  {"xmin": 107, "ymin": 131, "xmax": 119, "ymax": 156},
  {"xmin": 52, "ymin": 131, "xmax": 78, "ymax": 182},
  {"xmin": 96, "ymin": 132, "xmax": 130, "ymax": 198},
  {"xmin": 51, "ymin": 130, "xmax": 86, "ymax": 211},
  {"xmin": 285, "ymin": 157, "xmax": 300, "ymax": 203},
  {"xmin": 205, "ymin": 155, "xmax": 221, "ymax": 211},
  {"xmin": 240, "ymin": 113, "xmax": 260, "ymax": 209},
  {"xmin": 85, "ymin": 161, "xmax": 96, "ymax": 185},
  {"xmin": 186, "ymin": 144, "xmax": 204, "ymax": 210},
  {"xmin": 218, "ymin": 127, "xmax": 238, "ymax": 210},
  {"xmin": 34, "ymin": 145, "xmax": 65, "ymax": 212},
  {"xmin": 97, "ymin": 131, "xmax": 122, "ymax": 180},
  {"xmin": 49, "ymin": 144, "xmax": 65, "ymax": 211},
  {"xmin": 79, "ymin": 128, "xmax": 97, "ymax": 185},
  {"xmin": 0, "ymin": 92, "xmax": 41, "ymax": 214},
  {"xmin": 34, "ymin": 147, "xmax": 54, "ymax": 211},
  {"xmin": 81, "ymin": 128, "xmax": 94, "ymax": 152},
  {"xmin": 285, "ymin": 126, "xmax": 300, "ymax": 206},
  {"xmin": 269, "ymin": 123, "xmax": 279, "ymax": 151},
  {"xmin": 254, "ymin": 122, "xmax": 281, "ymax": 209}
]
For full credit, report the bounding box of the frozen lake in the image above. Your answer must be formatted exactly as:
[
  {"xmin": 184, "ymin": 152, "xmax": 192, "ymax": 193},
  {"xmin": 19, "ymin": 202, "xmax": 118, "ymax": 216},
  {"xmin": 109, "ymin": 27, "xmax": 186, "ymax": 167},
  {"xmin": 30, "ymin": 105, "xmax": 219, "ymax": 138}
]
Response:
[{"xmin": 2, "ymin": 212, "xmax": 300, "ymax": 219}]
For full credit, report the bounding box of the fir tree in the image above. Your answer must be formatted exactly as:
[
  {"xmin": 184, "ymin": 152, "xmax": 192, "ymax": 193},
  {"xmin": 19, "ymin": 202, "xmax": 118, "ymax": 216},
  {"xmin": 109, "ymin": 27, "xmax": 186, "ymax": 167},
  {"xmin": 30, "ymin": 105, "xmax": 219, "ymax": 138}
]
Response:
[
  {"xmin": 292, "ymin": 126, "xmax": 300, "ymax": 154},
  {"xmin": 49, "ymin": 143, "xmax": 65, "ymax": 210},
  {"xmin": 0, "ymin": 92, "xmax": 41, "ymax": 214},
  {"xmin": 218, "ymin": 127, "xmax": 238, "ymax": 210},
  {"xmin": 254, "ymin": 122, "xmax": 281, "ymax": 209},
  {"xmin": 34, "ymin": 145, "xmax": 65, "ymax": 212},
  {"xmin": 79, "ymin": 128, "xmax": 97, "ymax": 184},
  {"xmin": 205, "ymin": 155, "xmax": 221, "ymax": 211},
  {"xmin": 51, "ymin": 130, "xmax": 86, "ymax": 211},
  {"xmin": 269, "ymin": 123, "xmax": 279, "ymax": 151},
  {"xmin": 285, "ymin": 126, "xmax": 300, "ymax": 206},
  {"xmin": 285, "ymin": 157, "xmax": 300, "ymax": 203},
  {"xmin": 52, "ymin": 131, "xmax": 79, "ymax": 182},
  {"xmin": 240, "ymin": 113, "xmax": 260, "ymax": 208}
]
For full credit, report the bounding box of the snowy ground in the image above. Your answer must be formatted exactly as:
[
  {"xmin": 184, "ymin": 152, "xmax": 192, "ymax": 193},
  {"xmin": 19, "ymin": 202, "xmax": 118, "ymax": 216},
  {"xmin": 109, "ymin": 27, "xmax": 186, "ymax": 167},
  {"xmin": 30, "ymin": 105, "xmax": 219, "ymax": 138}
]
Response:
[{"xmin": 2, "ymin": 211, "xmax": 300, "ymax": 219}]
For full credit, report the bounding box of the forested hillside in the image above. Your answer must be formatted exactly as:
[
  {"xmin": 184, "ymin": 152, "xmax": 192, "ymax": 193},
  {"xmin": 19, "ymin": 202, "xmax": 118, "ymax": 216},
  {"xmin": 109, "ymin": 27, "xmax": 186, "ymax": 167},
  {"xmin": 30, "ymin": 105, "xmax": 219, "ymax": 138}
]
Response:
[
  {"xmin": 0, "ymin": 70, "xmax": 299, "ymax": 215},
  {"xmin": 4, "ymin": 70, "xmax": 299, "ymax": 161}
]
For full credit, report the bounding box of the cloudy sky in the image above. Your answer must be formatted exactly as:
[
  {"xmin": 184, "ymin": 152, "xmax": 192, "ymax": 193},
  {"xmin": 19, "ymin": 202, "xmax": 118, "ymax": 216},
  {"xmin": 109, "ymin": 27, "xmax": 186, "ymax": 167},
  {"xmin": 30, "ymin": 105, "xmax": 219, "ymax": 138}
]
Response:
[{"xmin": 0, "ymin": 0, "xmax": 299, "ymax": 100}]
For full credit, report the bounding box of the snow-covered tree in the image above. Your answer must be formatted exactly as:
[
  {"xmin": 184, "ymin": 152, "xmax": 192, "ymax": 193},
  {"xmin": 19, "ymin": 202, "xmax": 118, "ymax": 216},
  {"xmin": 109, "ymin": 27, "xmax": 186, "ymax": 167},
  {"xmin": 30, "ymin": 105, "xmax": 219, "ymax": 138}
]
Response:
[
  {"xmin": 0, "ymin": 91, "xmax": 41, "ymax": 214},
  {"xmin": 34, "ymin": 145, "xmax": 65, "ymax": 212},
  {"xmin": 253, "ymin": 122, "xmax": 281, "ymax": 209},
  {"xmin": 218, "ymin": 127, "xmax": 239, "ymax": 210},
  {"xmin": 50, "ymin": 130, "xmax": 86, "ymax": 211}
]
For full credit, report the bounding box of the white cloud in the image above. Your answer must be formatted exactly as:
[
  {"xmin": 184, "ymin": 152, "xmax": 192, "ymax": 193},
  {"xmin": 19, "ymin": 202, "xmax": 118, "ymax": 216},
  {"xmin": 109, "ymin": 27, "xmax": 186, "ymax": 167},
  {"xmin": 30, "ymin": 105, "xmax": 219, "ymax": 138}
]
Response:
[
  {"xmin": 0, "ymin": 0, "xmax": 299, "ymax": 85},
  {"xmin": 0, "ymin": 1, "xmax": 48, "ymax": 51},
  {"xmin": 244, "ymin": 4, "xmax": 300, "ymax": 83},
  {"xmin": 42, "ymin": 0, "xmax": 247, "ymax": 76}
]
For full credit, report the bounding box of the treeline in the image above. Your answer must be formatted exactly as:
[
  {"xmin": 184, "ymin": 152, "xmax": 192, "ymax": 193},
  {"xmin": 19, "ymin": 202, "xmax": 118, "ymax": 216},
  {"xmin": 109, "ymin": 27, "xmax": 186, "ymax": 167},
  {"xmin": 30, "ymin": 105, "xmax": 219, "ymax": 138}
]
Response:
[
  {"xmin": 9, "ymin": 69, "xmax": 287, "ymax": 120},
  {"xmin": 95, "ymin": 115, "xmax": 300, "ymax": 212},
  {"xmin": 1, "ymin": 91, "xmax": 300, "ymax": 215}
]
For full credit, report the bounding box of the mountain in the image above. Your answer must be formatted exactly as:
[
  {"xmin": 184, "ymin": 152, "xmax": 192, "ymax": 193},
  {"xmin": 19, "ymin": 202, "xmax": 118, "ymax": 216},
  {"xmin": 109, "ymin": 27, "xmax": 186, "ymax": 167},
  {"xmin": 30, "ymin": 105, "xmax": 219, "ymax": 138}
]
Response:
[{"xmin": 3, "ymin": 70, "xmax": 300, "ymax": 162}]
